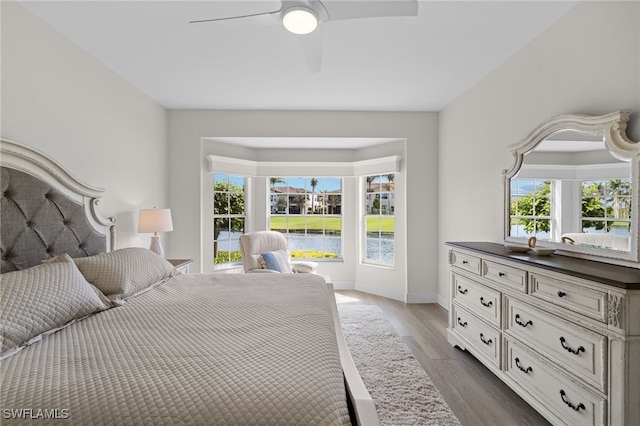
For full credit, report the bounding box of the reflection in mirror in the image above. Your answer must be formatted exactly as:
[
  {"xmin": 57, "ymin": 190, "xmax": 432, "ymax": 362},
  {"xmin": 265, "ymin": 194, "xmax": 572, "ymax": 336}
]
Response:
[
  {"xmin": 503, "ymin": 111, "xmax": 639, "ymax": 265},
  {"xmin": 510, "ymin": 130, "xmax": 632, "ymax": 251}
]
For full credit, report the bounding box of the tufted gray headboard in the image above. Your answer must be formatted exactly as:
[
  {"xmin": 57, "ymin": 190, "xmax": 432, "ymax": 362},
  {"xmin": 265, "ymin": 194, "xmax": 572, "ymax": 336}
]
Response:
[{"xmin": 1, "ymin": 139, "xmax": 116, "ymax": 273}]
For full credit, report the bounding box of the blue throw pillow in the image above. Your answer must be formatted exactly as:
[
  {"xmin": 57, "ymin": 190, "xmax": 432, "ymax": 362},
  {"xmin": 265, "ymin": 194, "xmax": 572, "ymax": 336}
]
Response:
[{"xmin": 260, "ymin": 250, "xmax": 292, "ymax": 273}]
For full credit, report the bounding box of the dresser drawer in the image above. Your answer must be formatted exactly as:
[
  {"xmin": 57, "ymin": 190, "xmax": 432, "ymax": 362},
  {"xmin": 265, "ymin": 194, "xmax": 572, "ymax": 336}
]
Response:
[
  {"xmin": 482, "ymin": 259, "xmax": 527, "ymax": 293},
  {"xmin": 529, "ymin": 272, "xmax": 607, "ymax": 323},
  {"xmin": 451, "ymin": 272, "xmax": 501, "ymax": 327},
  {"xmin": 451, "ymin": 304, "xmax": 501, "ymax": 368},
  {"xmin": 505, "ymin": 339, "xmax": 606, "ymax": 426},
  {"xmin": 450, "ymin": 250, "xmax": 482, "ymax": 275},
  {"xmin": 505, "ymin": 298, "xmax": 606, "ymax": 392}
]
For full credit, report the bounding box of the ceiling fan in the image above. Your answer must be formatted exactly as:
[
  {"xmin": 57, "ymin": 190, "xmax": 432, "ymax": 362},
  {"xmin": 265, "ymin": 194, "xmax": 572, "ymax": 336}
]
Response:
[{"xmin": 190, "ymin": 0, "xmax": 419, "ymax": 72}]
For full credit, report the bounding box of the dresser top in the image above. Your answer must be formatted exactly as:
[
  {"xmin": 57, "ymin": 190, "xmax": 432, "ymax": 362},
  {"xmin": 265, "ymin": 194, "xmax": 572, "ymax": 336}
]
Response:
[{"xmin": 446, "ymin": 242, "xmax": 640, "ymax": 290}]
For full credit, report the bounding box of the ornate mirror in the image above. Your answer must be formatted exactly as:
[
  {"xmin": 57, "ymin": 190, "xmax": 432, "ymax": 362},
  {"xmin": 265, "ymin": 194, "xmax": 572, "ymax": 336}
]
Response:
[{"xmin": 503, "ymin": 111, "xmax": 640, "ymax": 265}]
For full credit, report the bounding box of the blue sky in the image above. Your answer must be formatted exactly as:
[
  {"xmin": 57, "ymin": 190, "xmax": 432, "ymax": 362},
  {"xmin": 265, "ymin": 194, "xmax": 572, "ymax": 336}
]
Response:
[{"xmin": 272, "ymin": 177, "xmax": 342, "ymax": 192}]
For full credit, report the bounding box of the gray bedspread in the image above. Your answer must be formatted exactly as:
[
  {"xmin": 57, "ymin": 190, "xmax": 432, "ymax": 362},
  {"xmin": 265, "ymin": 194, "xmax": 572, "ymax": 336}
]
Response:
[{"xmin": 1, "ymin": 273, "xmax": 351, "ymax": 425}]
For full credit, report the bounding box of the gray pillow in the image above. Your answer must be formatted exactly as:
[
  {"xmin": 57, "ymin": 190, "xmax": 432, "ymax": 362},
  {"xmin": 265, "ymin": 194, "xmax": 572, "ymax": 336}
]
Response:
[
  {"xmin": 0, "ymin": 253, "xmax": 108, "ymax": 354},
  {"xmin": 73, "ymin": 247, "xmax": 175, "ymax": 300}
]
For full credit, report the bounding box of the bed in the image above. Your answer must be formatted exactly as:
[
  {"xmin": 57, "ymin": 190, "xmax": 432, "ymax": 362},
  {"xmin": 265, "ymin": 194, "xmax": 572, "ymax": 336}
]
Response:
[{"xmin": 0, "ymin": 139, "xmax": 380, "ymax": 425}]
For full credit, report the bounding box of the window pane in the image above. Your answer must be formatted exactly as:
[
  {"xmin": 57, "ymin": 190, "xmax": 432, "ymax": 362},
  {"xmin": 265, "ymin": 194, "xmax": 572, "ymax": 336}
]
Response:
[
  {"xmin": 229, "ymin": 191, "xmax": 244, "ymax": 214},
  {"xmin": 231, "ymin": 217, "xmax": 244, "ymax": 234},
  {"xmin": 214, "ymin": 218, "xmax": 228, "ymax": 237},
  {"xmin": 582, "ymin": 220, "xmax": 606, "ymax": 233},
  {"xmin": 214, "ymin": 192, "xmax": 228, "ymax": 215},
  {"xmin": 366, "ymin": 216, "xmax": 381, "ymax": 235}
]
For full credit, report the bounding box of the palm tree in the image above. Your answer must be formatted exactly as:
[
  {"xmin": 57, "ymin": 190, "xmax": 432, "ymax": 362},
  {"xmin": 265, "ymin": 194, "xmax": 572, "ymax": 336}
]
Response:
[
  {"xmin": 270, "ymin": 177, "xmax": 284, "ymax": 190},
  {"xmin": 608, "ymin": 179, "xmax": 631, "ymax": 219},
  {"xmin": 385, "ymin": 174, "xmax": 394, "ymax": 213},
  {"xmin": 310, "ymin": 178, "xmax": 318, "ymax": 214},
  {"xmin": 366, "ymin": 176, "xmax": 374, "ymax": 192},
  {"xmin": 385, "ymin": 174, "xmax": 394, "ymax": 191}
]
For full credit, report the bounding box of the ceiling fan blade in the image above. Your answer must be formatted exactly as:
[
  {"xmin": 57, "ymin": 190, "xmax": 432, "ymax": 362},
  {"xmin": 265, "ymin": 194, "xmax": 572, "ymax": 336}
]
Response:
[
  {"xmin": 190, "ymin": 8, "xmax": 281, "ymax": 24},
  {"xmin": 322, "ymin": 0, "xmax": 418, "ymax": 21},
  {"xmin": 298, "ymin": 28, "xmax": 323, "ymax": 73}
]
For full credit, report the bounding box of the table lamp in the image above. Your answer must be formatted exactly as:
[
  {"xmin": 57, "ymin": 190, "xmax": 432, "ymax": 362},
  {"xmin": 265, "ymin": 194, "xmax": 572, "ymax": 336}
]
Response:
[{"xmin": 138, "ymin": 208, "xmax": 173, "ymax": 258}]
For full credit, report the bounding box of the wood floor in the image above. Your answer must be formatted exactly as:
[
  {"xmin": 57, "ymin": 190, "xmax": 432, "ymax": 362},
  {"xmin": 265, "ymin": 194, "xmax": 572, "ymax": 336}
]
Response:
[{"xmin": 335, "ymin": 290, "xmax": 551, "ymax": 426}]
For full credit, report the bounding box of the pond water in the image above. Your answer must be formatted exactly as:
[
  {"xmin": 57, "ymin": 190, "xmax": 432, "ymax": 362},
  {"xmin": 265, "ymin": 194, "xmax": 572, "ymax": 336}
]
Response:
[{"xmin": 216, "ymin": 232, "xmax": 394, "ymax": 263}]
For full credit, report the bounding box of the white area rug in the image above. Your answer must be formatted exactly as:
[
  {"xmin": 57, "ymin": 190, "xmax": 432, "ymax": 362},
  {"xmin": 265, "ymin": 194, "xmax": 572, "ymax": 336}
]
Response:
[{"xmin": 338, "ymin": 304, "xmax": 461, "ymax": 426}]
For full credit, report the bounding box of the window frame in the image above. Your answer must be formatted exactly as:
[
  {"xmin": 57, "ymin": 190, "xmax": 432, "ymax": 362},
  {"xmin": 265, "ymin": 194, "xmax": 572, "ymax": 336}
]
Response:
[
  {"xmin": 362, "ymin": 173, "xmax": 395, "ymax": 267},
  {"xmin": 580, "ymin": 178, "xmax": 632, "ymax": 237},
  {"xmin": 509, "ymin": 178, "xmax": 553, "ymax": 240},
  {"xmin": 268, "ymin": 177, "xmax": 344, "ymax": 261},
  {"xmin": 212, "ymin": 173, "xmax": 247, "ymax": 269}
]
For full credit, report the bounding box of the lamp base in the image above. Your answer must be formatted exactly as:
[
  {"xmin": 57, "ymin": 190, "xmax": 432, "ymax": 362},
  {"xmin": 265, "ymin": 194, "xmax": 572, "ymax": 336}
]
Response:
[{"xmin": 149, "ymin": 235, "xmax": 165, "ymax": 258}]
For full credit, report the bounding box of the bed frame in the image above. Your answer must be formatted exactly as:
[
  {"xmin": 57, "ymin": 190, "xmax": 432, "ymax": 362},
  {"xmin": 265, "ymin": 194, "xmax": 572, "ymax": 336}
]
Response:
[
  {"xmin": 0, "ymin": 138, "xmax": 380, "ymax": 425},
  {"xmin": 1, "ymin": 139, "xmax": 116, "ymax": 272}
]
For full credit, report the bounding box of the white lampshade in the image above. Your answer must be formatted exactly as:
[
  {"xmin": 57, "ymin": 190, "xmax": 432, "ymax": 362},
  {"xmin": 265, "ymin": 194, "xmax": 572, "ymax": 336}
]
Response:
[
  {"xmin": 282, "ymin": 7, "xmax": 318, "ymax": 35},
  {"xmin": 138, "ymin": 208, "xmax": 173, "ymax": 258},
  {"xmin": 138, "ymin": 208, "xmax": 174, "ymax": 234}
]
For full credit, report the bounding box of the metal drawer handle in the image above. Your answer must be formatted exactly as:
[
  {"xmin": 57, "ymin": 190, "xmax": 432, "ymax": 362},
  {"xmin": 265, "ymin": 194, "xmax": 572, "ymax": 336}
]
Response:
[
  {"xmin": 557, "ymin": 291, "xmax": 566, "ymax": 298},
  {"xmin": 559, "ymin": 389, "xmax": 586, "ymax": 412},
  {"xmin": 514, "ymin": 314, "xmax": 533, "ymax": 328},
  {"xmin": 498, "ymin": 272, "xmax": 505, "ymax": 277},
  {"xmin": 457, "ymin": 285, "xmax": 468, "ymax": 295},
  {"xmin": 479, "ymin": 333, "xmax": 492, "ymax": 345},
  {"xmin": 559, "ymin": 337, "xmax": 585, "ymax": 355},
  {"xmin": 457, "ymin": 317, "xmax": 468, "ymax": 327},
  {"xmin": 515, "ymin": 357, "xmax": 532, "ymax": 374},
  {"xmin": 462, "ymin": 260, "xmax": 469, "ymax": 265},
  {"xmin": 480, "ymin": 297, "xmax": 493, "ymax": 307}
]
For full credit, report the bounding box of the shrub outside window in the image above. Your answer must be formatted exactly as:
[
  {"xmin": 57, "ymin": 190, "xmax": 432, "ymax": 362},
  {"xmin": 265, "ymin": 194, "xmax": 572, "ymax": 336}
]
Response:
[
  {"xmin": 213, "ymin": 173, "xmax": 245, "ymax": 265},
  {"xmin": 510, "ymin": 179, "xmax": 552, "ymax": 239}
]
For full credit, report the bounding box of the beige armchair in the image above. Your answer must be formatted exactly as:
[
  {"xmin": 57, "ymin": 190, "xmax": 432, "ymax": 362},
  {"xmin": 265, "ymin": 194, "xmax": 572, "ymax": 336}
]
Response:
[{"xmin": 239, "ymin": 231, "xmax": 318, "ymax": 273}]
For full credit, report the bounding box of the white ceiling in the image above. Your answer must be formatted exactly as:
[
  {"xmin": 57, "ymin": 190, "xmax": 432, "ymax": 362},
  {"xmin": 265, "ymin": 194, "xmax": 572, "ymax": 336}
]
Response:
[{"xmin": 19, "ymin": 0, "xmax": 579, "ymax": 112}]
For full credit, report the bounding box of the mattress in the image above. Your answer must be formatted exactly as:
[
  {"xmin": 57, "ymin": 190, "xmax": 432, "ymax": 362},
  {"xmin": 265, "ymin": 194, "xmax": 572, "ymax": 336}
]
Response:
[{"xmin": 0, "ymin": 273, "xmax": 351, "ymax": 425}]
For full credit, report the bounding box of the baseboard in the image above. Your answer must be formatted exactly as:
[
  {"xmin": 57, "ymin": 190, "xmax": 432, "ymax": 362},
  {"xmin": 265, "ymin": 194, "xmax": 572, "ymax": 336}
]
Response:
[
  {"xmin": 405, "ymin": 292, "xmax": 440, "ymax": 304},
  {"xmin": 437, "ymin": 294, "xmax": 449, "ymax": 310},
  {"xmin": 354, "ymin": 281, "xmax": 405, "ymax": 302},
  {"xmin": 333, "ymin": 281, "xmax": 450, "ymax": 308},
  {"xmin": 330, "ymin": 280, "xmax": 356, "ymax": 290}
]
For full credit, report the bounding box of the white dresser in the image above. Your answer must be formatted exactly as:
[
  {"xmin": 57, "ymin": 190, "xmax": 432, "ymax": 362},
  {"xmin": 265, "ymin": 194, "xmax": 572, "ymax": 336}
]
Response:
[{"xmin": 446, "ymin": 242, "xmax": 640, "ymax": 426}]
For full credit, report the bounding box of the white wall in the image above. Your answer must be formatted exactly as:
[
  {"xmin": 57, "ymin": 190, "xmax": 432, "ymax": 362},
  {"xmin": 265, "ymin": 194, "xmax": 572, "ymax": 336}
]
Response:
[
  {"xmin": 1, "ymin": 1, "xmax": 168, "ymax": 249},
  {"xmin": 438, "ymin": 1, "xmax": 640, "ymax": 306},
  {"xmin": 168, "ymin": 110, "xmax": 438, "ymax": 302}
]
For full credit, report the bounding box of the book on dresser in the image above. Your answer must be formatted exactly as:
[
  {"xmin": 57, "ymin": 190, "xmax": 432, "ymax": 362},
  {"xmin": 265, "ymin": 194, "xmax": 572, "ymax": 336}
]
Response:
[{"xmin": 446, "ymin": 241, "xmax": 640, "ymax": 426}]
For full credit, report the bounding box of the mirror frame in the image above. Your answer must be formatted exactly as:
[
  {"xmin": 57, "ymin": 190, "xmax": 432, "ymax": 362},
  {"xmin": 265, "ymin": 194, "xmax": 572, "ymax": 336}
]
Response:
[{"xmin": 503, "ymin": 110, "xmax": 640, "ymax": 265}]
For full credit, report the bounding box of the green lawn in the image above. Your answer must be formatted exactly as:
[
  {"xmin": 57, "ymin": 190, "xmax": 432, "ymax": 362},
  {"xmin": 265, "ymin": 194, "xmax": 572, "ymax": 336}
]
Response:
[{"xmin": 269, "ymin": 216, "xmax": 394, "ymax": 233}]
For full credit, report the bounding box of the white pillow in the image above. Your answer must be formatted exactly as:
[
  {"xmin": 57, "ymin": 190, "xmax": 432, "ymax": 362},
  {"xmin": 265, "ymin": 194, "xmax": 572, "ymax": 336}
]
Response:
[
  {"xmin": 291, "ymin": 260, "xmax": 318, "ymax": 273},
  {"xmin": 73, "ymin": 247, "xmax": 175, "ymax": 300},
  {"xmin": 0, "ymin": 254, "xmax": 108, "ymax": 355}
]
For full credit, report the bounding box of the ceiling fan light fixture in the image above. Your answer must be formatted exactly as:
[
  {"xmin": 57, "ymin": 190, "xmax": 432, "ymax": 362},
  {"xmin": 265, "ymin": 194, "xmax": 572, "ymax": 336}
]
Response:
[{"xmin": 282, "ymin": 7, "xmax": 318, "ymax": 34}]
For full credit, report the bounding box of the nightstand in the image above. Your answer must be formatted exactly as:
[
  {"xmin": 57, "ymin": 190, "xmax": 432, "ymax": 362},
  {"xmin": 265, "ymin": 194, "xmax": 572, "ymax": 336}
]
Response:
[{"xmin": 167, "ymin": 259, "xmax": 193, "ymax": 274}]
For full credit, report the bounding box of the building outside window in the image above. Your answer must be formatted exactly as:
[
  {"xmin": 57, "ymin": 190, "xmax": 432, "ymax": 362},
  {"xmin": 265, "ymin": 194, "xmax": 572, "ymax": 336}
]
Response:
[
  {"xmin": 213, "ymin": 173, "xmax": 245, "ymax": 265},
  {"xmin": 269, "ymin": 177, "xmax": 342, "ymax": 260},
  {"xmin": 364, "ymin": 174, "xmax": 395, "ymax": 265}
]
